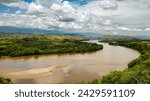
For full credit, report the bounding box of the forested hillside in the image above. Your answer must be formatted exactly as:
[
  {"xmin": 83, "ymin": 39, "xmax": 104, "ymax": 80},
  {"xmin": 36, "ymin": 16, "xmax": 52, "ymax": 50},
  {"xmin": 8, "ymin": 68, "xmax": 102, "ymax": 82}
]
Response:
[
  {"xmin": 0, "ymin": 34, "xmax": 103, "ymax": 57},
  {"xmin": 99, "ymin": 35, "xmax": 139, "ymax": 42}
]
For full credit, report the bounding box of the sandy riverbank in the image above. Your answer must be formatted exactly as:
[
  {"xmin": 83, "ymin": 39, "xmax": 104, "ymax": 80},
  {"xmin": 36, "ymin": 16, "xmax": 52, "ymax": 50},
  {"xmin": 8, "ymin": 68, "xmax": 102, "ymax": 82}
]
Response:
[{"xmin": 1, "ymin": 66, "xmax": 67, "ymax": 83}]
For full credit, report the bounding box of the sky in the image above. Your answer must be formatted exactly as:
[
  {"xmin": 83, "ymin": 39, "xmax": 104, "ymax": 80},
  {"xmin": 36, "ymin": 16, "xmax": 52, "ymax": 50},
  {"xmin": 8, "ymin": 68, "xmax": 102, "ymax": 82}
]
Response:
[{"xmin": 0, "ymin": 0, "xmax": 150, "ymax": 36}]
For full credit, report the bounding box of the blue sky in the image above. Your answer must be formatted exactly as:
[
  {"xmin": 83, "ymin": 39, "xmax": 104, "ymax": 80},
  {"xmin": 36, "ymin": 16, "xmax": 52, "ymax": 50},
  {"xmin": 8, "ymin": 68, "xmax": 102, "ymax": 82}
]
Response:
[
  {"xmin": 0, "ymin": 0, "xmax": 82, "ymax": 13},
  {"xmin": 24, "ymin": 0, "xmax": 33, "ymax": 3},
  {"xmin": 0, "ymin": 0, "xmax": 150, "ymax": 35},
  {"xmin": 0, "ymin": 2, "xmax": 18, "ymax": 13},
  {"xmin": 62, "ymin": 0, "xmax": 87, "ymax": 5},
  {"xmin": 0, "ymin": 0, "xmax": 91, "ymax": 16}
]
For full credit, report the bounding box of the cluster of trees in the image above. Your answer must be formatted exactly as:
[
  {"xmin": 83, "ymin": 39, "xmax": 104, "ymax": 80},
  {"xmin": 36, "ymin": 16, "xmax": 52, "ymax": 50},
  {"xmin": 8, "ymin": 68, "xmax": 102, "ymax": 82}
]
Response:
[
  {"xmin": 0, "ymin": 77, "xmax": 13, "ymax": 84},
  {"xmin": 0, "ymin": 34, "xmax": 103, "ymax": 57},
  {"xmin": 110, "ymin": 41, "xmax": 150, "ymax": 54}
]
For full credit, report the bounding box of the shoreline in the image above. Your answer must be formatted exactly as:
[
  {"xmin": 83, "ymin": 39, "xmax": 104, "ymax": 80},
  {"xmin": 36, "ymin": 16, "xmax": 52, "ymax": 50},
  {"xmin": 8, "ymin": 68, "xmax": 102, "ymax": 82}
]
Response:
[{"xmin": 1, "ymin": 66, "xmax": 67, "ymax": 83}]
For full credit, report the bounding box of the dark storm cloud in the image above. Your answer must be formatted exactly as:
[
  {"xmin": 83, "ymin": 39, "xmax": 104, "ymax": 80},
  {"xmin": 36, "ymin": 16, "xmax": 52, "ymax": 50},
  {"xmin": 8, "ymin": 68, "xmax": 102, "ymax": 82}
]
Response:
[{"xmin": 59, "ymin": 17, "xmax": 75, "ymax": 22}]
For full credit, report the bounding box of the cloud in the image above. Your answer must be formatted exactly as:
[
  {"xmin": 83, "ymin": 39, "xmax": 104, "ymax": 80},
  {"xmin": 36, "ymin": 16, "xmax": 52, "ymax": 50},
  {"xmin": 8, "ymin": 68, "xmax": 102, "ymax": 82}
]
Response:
[
  {"xmin": 144, "ymin": 28, "xmax": 150, "ymax": 31},
  {"xmin": 99, "ymin": 0, "xmax": 118, "ymax": 10},
  {"xmin": 113, "ymin": 31, "xmax": 118, "ymax": 35},
  {"xmin": 35, "ymin": 0, "xmax": 60, "ymax": 7},
  {"xmin": 51, "ymin": 1, "xmax": 75, "ymax": 13},
  {"xmin": 116, "ymin": 0, "xmax": 126, "ymax": 1},
  {"xmin": 59, "ymin": 17, "xmax": 75, "ymax": 22},
  {"xmin": 103, "ymin": 19, "xmax": 112, "ymax": 26},
  {"xmin": 26, "ymin": 3, "xmax": 48, "ymax": 15},
  {"xmin": 116, "ymin": 26, "xmax": 142, "ymax": 31},
  {"xmin": 0, "ymin": 0, "xmax": 150, "ymax": 35},
  {"xmin": 15, "ymin": 10, "xmax": 21, "ymax": 14},
  {"xmin": 50, "ymin": 1, "xmax": 77, "ymax": 23},
  {"xmin": 0, "ymin": 1, "xmax": 82, "ymax": 30},
  {"xmin": 0, "ymin": 0, "xmax": 19, "ymax": 3},
  {"xmin": 1, "ymin": 0, "xmax": 29, "ymax": 9}
]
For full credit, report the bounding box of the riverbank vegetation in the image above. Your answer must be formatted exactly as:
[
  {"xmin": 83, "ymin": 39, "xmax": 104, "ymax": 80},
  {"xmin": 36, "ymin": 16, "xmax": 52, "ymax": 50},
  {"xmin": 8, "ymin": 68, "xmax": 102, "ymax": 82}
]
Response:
[
  {"xmin": 0, "ymin": 77, "xmax": 13, "ymax": 84},
  {"xmin": 0, "ymin": 33, "xmax": 103, "ymax": 57},
  {"xmin": 88, "ymin": 41, "xmax": 150, "ymax": 84}
]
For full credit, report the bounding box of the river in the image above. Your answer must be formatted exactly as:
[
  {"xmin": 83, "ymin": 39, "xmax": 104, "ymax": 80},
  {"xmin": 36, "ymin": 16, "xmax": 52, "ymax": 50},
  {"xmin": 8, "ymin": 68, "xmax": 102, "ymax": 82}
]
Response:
[{"xmin": 0, "ymin": 40, "xmax": 140, "ymax": 84}]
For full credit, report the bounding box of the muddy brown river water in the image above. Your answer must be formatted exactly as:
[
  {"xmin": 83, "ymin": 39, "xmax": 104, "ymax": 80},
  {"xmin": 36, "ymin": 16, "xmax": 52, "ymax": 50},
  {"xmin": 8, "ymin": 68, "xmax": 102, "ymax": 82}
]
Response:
[{"xmin": 0, "ymin": 40, "xmax": 140, "ymax": 84}]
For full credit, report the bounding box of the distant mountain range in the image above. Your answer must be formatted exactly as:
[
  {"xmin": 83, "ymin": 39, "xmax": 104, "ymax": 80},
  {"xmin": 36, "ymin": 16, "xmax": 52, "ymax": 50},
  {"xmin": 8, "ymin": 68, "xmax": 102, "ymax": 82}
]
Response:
[
  {"xmin": 99, "ymin": 35, "xmax": 139, "ymax": 42},
  {"xmin": 132, "ymin": 35, "xmax": 150, "ymax": 40},
  {"xmin": 0, "ymin": 26, "xmax": 103, "ymax": 38},
  {"xmin": 0, "ymin": 26, "xmax": 150, "ymax": 39}
]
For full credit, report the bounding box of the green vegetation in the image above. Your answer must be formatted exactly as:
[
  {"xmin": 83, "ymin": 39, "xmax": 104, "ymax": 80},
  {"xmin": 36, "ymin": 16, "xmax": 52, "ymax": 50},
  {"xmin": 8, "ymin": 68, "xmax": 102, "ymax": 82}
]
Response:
[
  {"xmin": 0, "ymin": 77, "xmax": 13, "ymax": 84},
  {"xmin": 99, "ymin": 35, "xmax": 139, "ymax": 42},
  {"xmin": 0, "ymin": 34, "xmax": 103, "ymax": 57},
  {"xmin": 100, "ymin": 41, "xmax": 150, "ymax": 84}
]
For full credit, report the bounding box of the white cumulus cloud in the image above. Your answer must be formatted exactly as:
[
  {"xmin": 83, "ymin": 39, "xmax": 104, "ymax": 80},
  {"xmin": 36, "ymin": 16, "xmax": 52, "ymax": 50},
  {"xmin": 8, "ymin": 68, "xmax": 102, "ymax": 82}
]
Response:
[
  {"xmin": 99, "ymin": 0, "xmax": 118, "ymax": 10},
  {"xmin": 0, "ymin": 0, "xmax": 150, "ymax": 35},
  {"xmin": 1, "ymin": 0, "xmax": 29, "ymax": 9}
]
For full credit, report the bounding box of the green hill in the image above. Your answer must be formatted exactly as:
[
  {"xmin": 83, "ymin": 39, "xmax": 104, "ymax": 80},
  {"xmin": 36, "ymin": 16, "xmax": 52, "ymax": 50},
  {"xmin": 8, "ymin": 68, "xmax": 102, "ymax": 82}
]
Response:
[{"xmin": 99, "ymin": 35, "xmax": 139, "ymax": 42}]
